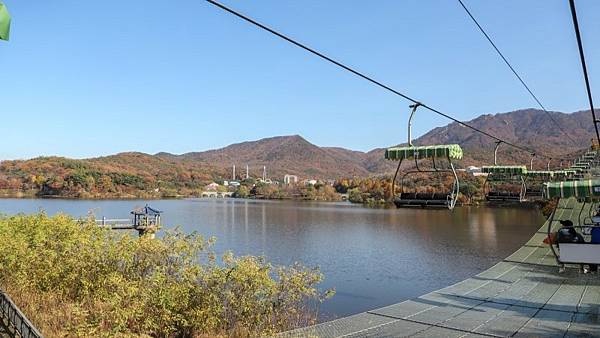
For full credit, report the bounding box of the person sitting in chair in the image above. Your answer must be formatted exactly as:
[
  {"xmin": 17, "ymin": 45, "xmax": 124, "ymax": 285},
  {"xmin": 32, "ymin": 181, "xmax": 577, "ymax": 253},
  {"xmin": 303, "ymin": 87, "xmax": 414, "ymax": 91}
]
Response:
[
  {"xmin": 557, "ymin": 220, "xmax": 595, "ymax": 273},
  {"xmin": 557, "ymin": 220, "xmax": 584, "ymax": 244}
]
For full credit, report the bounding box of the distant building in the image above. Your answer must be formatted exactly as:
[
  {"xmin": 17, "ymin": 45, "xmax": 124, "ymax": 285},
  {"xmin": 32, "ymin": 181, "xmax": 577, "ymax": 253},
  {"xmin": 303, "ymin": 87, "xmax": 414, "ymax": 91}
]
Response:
[
  {"xmin": 303, "ymin": 179, "xmax": 318, "ymax": 186},
  {"xmin": 256, "ymin": 178, "xmax": 273, "ymax": 184},
  {"xmin": 205, "ymin": 182, "xmax": 220, "ymax": 191},
  {"xmin": 466, "ymin": 166, "xmax": 488, "ymax": 177},
  {"xmin": 284, "ymin": 174, "xmax": 298, "ymax": 184},
  {"xmin": 229, "ymin": 181, "xmax": 241, "ymax": 187}
]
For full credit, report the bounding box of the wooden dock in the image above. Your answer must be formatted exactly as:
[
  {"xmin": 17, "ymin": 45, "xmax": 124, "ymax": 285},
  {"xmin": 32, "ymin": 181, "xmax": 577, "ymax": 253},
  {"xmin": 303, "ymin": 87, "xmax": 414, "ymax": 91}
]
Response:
[
  {"xmin": 95, "ymin": 205, "xmax": 162, "ymax": 237},
  {"xmin": 280, "ymin": 198, "xmax": 600, "ymax": 337}
]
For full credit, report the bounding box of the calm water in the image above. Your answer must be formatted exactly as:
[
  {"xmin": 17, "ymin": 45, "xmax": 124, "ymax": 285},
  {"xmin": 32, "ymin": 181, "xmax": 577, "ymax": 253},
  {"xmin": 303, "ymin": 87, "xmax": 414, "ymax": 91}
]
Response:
[{"xmin": 0, "ymin": 198, "xmax": 544, "ymax": 320}]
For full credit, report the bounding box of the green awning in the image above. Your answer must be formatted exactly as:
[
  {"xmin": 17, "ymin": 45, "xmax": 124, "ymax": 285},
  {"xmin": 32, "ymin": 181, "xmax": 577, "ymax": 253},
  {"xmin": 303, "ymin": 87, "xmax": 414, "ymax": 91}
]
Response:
[
  {"xmin": 0, "ymin": 2, "xmax": 9, "ymax": 41},
  {"xmin": 526, "ymin": 170, "xmax": 554, "ymax": 178},
  {"xmin": 385, "ymin": 144, "xmax": 463, "ymax": 161},
  {"xmin": 481, "ymin": 165, "xmax": 527, "ymax": 175},
  {"xmin": 545, "ymin": 179, "xmax": 600, "ymax": 199}
]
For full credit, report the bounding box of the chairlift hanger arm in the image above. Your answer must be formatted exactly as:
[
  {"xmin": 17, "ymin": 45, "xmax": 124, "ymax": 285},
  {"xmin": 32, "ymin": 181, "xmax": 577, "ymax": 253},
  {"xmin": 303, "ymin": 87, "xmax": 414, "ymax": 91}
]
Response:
[
  {"xmin": 494, "ymin": 141, "xmax": 502, "ymax": 165},
  {"xmin": 408, "ymin": 103, "xmax": 421, "ymax": 147}
]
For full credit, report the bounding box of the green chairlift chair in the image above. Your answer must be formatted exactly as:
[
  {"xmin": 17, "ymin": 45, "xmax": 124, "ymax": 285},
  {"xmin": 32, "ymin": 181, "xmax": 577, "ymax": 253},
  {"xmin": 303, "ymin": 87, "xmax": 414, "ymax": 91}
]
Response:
[
  {"xmin": 385, "ymin": 104, "xmax": 462, "ymax": 210},
  {"xmin": 480, "ymin": 141, "xmax": 528, "ymax": 203},
  {"xmin": 482, "ymin": 165, "xmax": 528, "ymax": 202},
  {"xmin": 545, "ymin": 179, "xmax": 600, "ymax": 268}
]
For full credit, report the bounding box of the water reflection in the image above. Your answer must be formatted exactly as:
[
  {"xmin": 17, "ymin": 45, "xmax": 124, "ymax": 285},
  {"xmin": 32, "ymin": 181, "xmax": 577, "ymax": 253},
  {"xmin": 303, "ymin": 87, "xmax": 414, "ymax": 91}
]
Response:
[{"xmin": 0, "ymin": 198, "xmax": 544, "ymax": 321}]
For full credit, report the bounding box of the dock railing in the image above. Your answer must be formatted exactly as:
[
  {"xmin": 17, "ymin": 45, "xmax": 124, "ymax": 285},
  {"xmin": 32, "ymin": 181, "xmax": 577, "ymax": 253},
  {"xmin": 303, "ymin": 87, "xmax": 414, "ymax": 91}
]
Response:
[
  {"xmin": 95, "ymin": 217, "xmax": 131, "ymax": 227},
  {"xmin": 0, "ymin": 291, "xmax": 43, "ymax": 338}
]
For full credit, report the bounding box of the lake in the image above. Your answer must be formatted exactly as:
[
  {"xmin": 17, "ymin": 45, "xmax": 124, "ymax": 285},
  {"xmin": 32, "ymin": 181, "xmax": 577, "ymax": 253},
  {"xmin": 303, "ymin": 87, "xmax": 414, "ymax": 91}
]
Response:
[{"xmin": 0, "ymin": 198, "xmax": 545, "ymax": 321}]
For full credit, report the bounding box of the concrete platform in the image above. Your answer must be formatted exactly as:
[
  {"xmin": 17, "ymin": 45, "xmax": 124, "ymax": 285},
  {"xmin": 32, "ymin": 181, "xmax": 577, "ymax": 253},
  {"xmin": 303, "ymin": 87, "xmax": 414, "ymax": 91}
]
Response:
[{"xmin": 280, "ymin": 198, "xmax": 600, "ymax": 337}]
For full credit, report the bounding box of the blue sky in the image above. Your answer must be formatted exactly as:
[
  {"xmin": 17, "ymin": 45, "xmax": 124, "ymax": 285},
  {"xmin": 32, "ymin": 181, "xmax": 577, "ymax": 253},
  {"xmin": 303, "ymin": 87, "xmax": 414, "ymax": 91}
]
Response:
[{"xmin": 1, "ymin": 0, "xmax": 599, "ymax": 159}]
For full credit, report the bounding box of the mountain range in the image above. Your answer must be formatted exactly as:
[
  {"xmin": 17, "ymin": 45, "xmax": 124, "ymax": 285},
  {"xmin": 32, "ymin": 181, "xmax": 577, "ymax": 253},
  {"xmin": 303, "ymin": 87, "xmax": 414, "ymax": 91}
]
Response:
[
  {"xmin": 0, "ymin": 109, "xmax": 595, "ymax": 194},
  {"xmin": 154, "ymin": 108, "xmax": 595, "ymax": 179}
]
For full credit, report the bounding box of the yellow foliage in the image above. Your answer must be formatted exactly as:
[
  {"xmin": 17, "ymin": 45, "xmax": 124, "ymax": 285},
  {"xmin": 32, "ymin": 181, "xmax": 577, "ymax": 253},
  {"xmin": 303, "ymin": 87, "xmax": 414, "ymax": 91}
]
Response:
[{"xmin": 0, "ymin": 213, "xmax": 332, "ymax": 337}]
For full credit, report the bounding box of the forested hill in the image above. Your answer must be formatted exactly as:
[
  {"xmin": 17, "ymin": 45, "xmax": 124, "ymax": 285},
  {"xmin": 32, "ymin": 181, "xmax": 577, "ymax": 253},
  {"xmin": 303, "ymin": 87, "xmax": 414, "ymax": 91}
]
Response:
[
  {"xmin": 0, "ymin": 109, "xmax": 594, "ymax": 198},
  {"xmin": 0, "ymin": 153, "xmax": 219, "ymax": 198},
  {"xmin": 415, "ymin": 109, "xmax": 594, "ymax": 165}
]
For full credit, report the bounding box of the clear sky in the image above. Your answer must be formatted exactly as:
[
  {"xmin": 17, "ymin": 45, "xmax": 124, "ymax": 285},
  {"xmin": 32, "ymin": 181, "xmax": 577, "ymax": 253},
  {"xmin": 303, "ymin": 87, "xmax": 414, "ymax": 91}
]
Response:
[{"xmin": 1, "ymin": 0, "xmax": 599, "ymax": 159}]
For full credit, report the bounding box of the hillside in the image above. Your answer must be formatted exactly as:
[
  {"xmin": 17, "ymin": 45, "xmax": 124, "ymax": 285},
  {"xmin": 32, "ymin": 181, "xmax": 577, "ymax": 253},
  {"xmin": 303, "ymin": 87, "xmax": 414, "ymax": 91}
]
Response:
[
  {"xmin": 158, "ymin": 135, "xmax": 373, "ymax": 178},
  {"xmin": 0, "ymin": 153, "xmax": 219, "ymax": 198},
  {"xmin": 158, "ymin": 109, "xmax": 594, "ymax": 178},
  {"xmin": 0, "ymin": 108, "xmax": 595, "ymax": 198}
]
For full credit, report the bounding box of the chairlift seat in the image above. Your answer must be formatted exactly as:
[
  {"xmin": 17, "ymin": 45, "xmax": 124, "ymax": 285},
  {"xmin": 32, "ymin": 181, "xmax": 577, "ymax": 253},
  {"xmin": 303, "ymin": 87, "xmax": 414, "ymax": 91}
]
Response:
[
  {"xmin": 482, "ymin": 165, "xmax": 527, "ymax": 175},
  {"xmin": 486, "ymin": 191, "xmax": 522, "ymax": 201},
  {"xmin": 525, "ymin": 189, "xmax": 543, "ymax": 197},
  {"xmin": 558, "ymin": 243, "xmax": 600, "ymax": 264},
  {"xmin": 394, "ymin": 193, "xmax": 449, "ymax": 208}
]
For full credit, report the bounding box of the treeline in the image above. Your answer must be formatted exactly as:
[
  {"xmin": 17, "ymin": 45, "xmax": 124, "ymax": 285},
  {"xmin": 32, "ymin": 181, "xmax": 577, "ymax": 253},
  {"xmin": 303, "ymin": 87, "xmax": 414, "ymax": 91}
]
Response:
[
  {"xmin": 0, "ymin": 153, "xmax": 492, "ymax": 204},
  {"xmin": 233, "ymin": 179, "xmax": 341, "ymax": 201},
  {"xmin": 0, "ymin": 153, "xmax": 219, "ymax": 198},
  {"xmin": 334, "ymin": 173, "xmax": 487, "ymax": 205}
]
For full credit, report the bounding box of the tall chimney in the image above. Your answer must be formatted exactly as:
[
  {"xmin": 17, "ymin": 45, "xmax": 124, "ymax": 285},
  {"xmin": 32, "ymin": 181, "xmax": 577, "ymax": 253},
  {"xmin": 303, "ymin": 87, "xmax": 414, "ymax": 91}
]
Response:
[
  {"xmin": 232, "ymin": 165, "xmax": 236, "ymax": 180},
  {"xmin": 246, "ymin": 165, "xmax": 249, "ymax": 179}
]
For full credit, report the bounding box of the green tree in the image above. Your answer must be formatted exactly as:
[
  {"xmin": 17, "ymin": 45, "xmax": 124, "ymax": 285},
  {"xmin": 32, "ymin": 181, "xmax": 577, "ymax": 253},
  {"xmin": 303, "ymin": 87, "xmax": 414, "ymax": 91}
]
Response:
[
  {"xmin": 460, "ymin": 182, "xmax": 477, "ymax": 204},
  {"xmin": 234, "ymin": 185, "xmax": 250, "ymax": 198}
]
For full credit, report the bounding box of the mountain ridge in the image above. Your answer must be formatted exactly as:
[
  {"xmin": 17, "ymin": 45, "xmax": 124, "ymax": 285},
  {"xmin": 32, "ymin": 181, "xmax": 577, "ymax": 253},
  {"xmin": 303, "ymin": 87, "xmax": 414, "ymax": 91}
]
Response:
[{"xmin": 151, "ymin": 108, "xmax": 594, "ymax": 178}]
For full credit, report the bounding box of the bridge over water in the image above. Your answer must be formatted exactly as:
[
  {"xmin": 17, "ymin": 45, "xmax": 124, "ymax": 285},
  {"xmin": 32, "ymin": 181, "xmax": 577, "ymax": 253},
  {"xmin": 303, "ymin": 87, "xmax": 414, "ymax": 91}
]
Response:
[
  {"xmin": 280, "ymin": 198, "xmax": 600, "ymax": 337},
  {"xmin": 201, "ymin": 191, "xmax": 234, "ymax": 198}
]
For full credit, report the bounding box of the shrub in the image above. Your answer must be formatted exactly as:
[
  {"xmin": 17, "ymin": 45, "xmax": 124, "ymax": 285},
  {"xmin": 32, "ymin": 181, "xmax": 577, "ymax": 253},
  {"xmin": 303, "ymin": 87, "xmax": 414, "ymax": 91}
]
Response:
[{"xmin": 0, "ymin": 213, "xmax": 332, "ymax": 337}]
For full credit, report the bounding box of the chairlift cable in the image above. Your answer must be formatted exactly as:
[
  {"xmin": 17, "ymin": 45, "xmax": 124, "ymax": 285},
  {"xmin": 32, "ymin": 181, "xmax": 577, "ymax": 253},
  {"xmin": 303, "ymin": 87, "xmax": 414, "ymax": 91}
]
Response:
[
  {"xmin": 568, "ymin": 0, "xmax": 600, "ymax": 147},
  {"xmin": 457, "ymin": 0, "xmax": 578, "ymax": 145},
  {"xmin": 205, "ymin": 0, "xmax": 562, "ymax": 161}
]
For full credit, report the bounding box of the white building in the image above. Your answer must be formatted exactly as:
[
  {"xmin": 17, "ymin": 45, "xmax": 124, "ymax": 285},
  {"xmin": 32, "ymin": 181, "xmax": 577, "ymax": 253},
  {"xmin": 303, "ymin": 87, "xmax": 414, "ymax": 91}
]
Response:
[
  {"xmin": 283, "ymin": 174, "xmax": 298, "ymax": 184},
  {"xmin": 304, "ymin": 179, "xmax": 318, "ymax": 186},
  {"xmin": 466, "ymin": 166, "xmax": 488, "ymax": 177}
]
